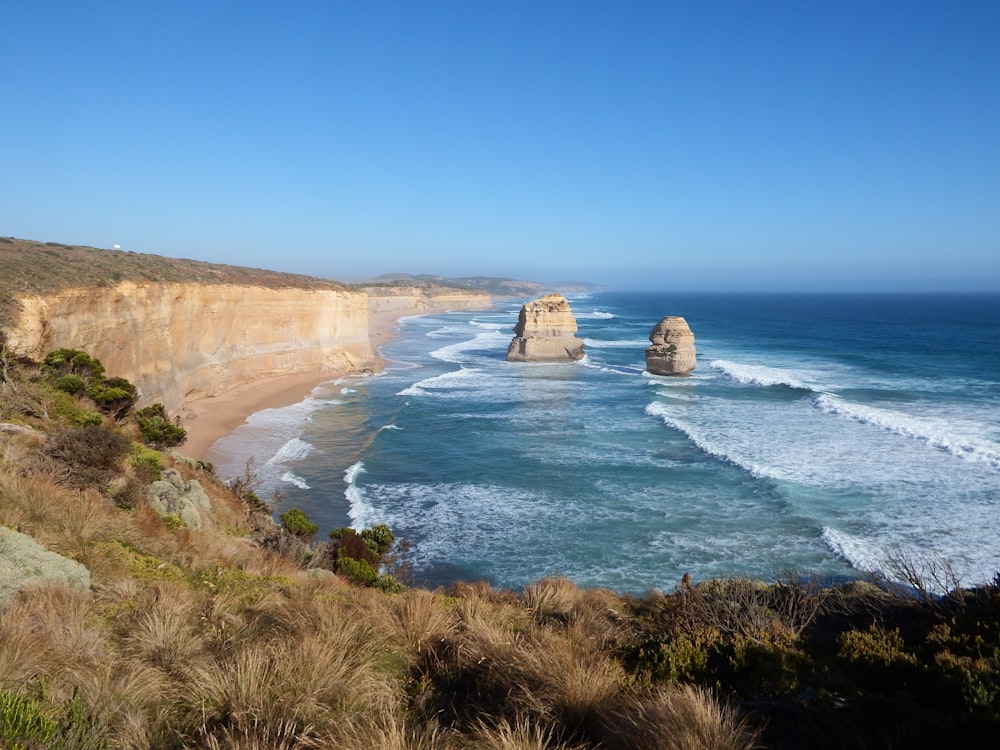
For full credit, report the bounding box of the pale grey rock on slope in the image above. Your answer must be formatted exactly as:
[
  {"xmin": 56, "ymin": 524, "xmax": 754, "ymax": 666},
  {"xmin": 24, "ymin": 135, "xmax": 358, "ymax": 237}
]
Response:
[
  {"xmin": 506, "ymin": 294, "xmax": 585, "ymax": 362},
  {"xmin": 0, "ymin": 525, "xmax": 91, "ymax": 607},
  {"xmin": 147, "ymin": 468, "xmax": 212, "ymax": 530},
  {"xmin": 645, "ymin": 316, "xmax": 696, "ymax": 376}
]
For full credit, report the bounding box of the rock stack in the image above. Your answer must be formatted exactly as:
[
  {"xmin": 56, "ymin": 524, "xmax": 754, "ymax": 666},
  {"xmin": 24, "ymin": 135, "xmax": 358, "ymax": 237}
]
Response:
[
  {"xmin": 506, "ymin": 294, "xmax": 585, "ymax": 362},
  {"xmin": 645, "ymin": 316, "xmax": 696, "ymax": 376}
]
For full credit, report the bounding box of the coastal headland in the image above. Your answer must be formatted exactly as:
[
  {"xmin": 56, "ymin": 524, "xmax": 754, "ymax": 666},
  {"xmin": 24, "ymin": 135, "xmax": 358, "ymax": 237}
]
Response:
[{"xmin": 0, "ymin": 238, "xmax": 492, "ymax": 458}]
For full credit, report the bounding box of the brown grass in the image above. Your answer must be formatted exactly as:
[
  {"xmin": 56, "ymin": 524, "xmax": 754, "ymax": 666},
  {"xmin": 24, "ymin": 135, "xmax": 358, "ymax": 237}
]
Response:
[{"xmin": 600, "ymin": 685, "xmax": 759, "ymax": 750}]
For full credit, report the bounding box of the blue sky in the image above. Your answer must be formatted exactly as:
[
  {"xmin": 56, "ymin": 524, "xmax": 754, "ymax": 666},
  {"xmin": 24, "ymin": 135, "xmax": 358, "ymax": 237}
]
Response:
[{"xmin": 2, "ymin": 1, "xmax": 998, "ymax": 291}]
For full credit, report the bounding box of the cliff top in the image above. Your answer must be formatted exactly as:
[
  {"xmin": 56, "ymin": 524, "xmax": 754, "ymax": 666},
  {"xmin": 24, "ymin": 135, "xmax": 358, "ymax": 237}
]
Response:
[
  {"xmin": 0, "ymin": 237, "xmax": 349, "ymax": 295},
  {"xmin": 0, "ymin": 236, "xmax": 351, "ymax": 330}
]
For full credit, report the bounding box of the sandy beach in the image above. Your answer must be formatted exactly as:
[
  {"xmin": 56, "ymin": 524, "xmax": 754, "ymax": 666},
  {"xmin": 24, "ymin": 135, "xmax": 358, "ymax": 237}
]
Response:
[{"xmin": 179, "ymin": 308, "xmax": 415, "ymax": 461}]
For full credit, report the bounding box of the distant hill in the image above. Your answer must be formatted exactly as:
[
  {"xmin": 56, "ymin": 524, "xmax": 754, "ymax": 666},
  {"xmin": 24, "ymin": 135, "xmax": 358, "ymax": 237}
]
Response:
[{"xmin": 366, "ymin": 273, "xmax": 604, "ymax": 297}]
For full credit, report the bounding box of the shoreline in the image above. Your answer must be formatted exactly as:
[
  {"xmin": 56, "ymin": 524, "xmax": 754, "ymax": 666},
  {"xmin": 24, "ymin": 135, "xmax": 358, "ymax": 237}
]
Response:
[{"xmin": 178, "ymin": 306, "xmax": 475, "ymax": 462}]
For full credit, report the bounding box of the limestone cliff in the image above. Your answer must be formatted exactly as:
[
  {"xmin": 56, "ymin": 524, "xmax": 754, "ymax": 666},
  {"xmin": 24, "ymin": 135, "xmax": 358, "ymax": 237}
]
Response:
[
  {"xmin": 4, "ymin": 282, "xmax": 376, "ymax": 413},
  {"xmin": 645, "ymin": 316, "xmax": 696, "ymax": 376},
  {"xmin": 506, "ymin": 294, "xmax": 585, "ymax": 362}
]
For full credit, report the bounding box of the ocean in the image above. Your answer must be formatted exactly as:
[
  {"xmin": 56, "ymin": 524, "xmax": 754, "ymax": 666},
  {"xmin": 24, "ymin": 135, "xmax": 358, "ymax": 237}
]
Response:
[{"xmin": 209, "ymin": 292, "xmax": 1000, "ymax": 593}]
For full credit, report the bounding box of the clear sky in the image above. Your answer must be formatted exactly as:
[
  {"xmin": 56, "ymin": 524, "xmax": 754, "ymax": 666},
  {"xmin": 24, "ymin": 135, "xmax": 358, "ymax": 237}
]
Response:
[{"xmin": 2, "ymin": 1, "xmax": 998, "ymax": 291}]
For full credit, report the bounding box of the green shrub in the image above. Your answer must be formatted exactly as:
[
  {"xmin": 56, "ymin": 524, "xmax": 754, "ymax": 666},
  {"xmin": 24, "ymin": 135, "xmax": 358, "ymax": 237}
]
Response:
[
  {"xmin": 337, "ymin": 555, "xmax": 378, "ymax": 586},
  {"xmin": 135, "ymin": 404, "xmax": 187, "ymax": 448},
  {"xmin": 838, "ymin": 626, "xmax": 917, "ymax": 668},
  {"xmin": 42, "ymin": 348, "xmax": 105, "ymax": 381},
  {"xmin": 0, "ymin": 689, "xmax": 108, "ymax": 750},
  {"xmin": 361, "ymin": 523, "xmax": 395, "ymax": 557},
  {"xmin": 329, "ymin": 525, "xmax": 404, "ymax": 590},
  {"xmin": 88, "ymin": 377, "xmax": 137, "ymax": 418},
  {"xmin": 54, "ymin": 373, "xmax": 88, "ymax": 394},
  {"xmin": 373, "ymin": 573, "xmax": 406, "ymax": 593},
  {"xmin": 279, "ymin": 507, "xmax": 318, "ymax": 539},
  {"xmin": 633, "ymin": 627, "xmax": 722, "ymax": 685},
  {"xmin": 0, "ymin": 689, "xmax": 58, "ymax": 749},
  {"xmin": 74, "ymin": 410, "xmax": 104, "ymax": 427},
  {"xmin": 130, "ymin": 445, "xmax": 163, "ymax": 482}
]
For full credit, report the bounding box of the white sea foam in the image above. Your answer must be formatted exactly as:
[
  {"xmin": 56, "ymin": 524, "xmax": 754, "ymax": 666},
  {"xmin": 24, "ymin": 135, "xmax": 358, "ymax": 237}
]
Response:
[
  {"xmin": 582, "ymin": 338, "xmax": 649, "ymax": 349},
  {"xmin": 397, "ymin": 384, "xmax": 428, "ymax": 397},
  {"xmin": 578, "ymin": 310, "xmax": 614, "ymax": 319},
  {"xmin": 340, "ymin": 387, "xmax": 356, "ymax": 394},
  {"xmin": 347, "ymin": 483, "xmax": 380, "ymax": 530},
  {"xmin": 397, "ymin": 367, "xmax": 488, "ymax": 399},
  {"xmin": 821, "ymin": 527, "xmax": 884, "ymax": 574},
  {"xmin": 265, "ymin": 438, "xmax": 316, "ymax": 465},
  {"xmin": 280, "ymin": 472, "xmax": 310, "ymax": 490},
  {"xmin": 380, "ymin": 424, "xmax": 402, "ymax": 431},
  {"xmin": 582, "ymin": 361, "xmax": 645, "ymax": 375},
  {"xmin": 344, "ymin": 461, "xmax": 365, "ymax": 485},
  {"xmin": 814, "ymin": 394, "xmax": 1000, "ymax": 470},
  {"xmin": 708, "ymin": 359, "xmax": 815, "ymax": 390},
  {"xmin": 430, "ymin": 330, "xmax": 510, "ymax": 363},
  {"xmin": 644, "ymin": 402, "xmax": 781, "ymax": 480}
]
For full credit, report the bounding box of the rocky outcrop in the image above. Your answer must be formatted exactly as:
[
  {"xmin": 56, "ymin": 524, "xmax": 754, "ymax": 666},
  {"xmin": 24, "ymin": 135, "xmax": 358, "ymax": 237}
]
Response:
[
  {"xmin": 147, "ymin": 468, "xmax": 212, "ymax": 530},
  {"xmin": 0, "ymin": 525, "xmax": 91, "ymax": 607},
  {"xmin": 5, "ymin": 282, "xmax": 377, "ymax": 414},
  {"xmin": 645, "ymin": 316, "xmax": 696, "ymax": 376},
  {"xmin": 506, "ymin": 294, "xmax": 585, "ymax": 362}
]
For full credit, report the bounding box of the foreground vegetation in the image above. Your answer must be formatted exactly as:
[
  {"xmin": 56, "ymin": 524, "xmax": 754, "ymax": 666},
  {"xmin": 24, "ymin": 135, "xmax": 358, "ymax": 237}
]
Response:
[{"xmin": 1, "ymin": 346, "xmax": 999, "ymax": 748}]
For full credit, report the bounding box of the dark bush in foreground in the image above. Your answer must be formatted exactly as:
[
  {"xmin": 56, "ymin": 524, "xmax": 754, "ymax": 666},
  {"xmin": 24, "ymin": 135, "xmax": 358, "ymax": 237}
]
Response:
[{"xmin": 43, "ymin": 424, "xmax": 132, "ymax": 488}]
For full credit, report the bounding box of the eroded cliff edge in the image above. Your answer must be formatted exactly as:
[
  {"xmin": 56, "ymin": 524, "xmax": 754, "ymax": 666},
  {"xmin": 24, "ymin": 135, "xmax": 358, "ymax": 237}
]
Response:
[{"xmin": 3, "ymin": 280, "xmax": 489, "ymax": 415}]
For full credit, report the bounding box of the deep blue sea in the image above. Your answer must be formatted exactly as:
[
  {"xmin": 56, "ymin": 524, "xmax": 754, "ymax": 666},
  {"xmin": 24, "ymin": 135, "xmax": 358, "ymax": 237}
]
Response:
[{"xmin": 210, "ymin": 292, "xmax": 1000, "ymax": 593}]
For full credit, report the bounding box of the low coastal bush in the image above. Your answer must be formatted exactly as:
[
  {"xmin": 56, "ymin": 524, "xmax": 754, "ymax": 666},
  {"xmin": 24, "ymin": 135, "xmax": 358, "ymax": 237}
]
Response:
[
  {"xmin": 279, "ymin": 507, "xmax": 319, "ymax": 539},
  {"xmin": 43, "ymin": 425, "xmax": 132, "ymax": 489},
  {"xmin": 135, "ymin": 403, "xmax": 186, "ymax": 448}
]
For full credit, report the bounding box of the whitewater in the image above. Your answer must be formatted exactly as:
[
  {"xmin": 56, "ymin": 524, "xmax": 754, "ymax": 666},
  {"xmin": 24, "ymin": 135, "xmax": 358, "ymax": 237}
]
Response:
[{"xmin": 211, "ymin": 292, "xmax": 1000, "ymax": 592}]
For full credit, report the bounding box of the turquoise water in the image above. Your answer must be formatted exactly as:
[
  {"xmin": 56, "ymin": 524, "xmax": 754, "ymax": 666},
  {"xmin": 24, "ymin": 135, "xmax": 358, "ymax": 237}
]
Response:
[{"xmin": 210, "ymin": 292, "xmax": 1000, "ymax": 592}]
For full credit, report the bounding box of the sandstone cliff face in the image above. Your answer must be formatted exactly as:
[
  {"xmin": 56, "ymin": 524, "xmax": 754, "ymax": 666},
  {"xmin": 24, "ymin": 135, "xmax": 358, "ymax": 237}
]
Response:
[
  {"xmin": 506, "ymin": 294, "xmax": 585, "ymax": 362},
  {"xmin": 5, "ymin": 282, "xmax": 376, "ymax": 413},
  {"xmin": 645, "ymin": 316, "xmax": 696, "ymax": 376}
]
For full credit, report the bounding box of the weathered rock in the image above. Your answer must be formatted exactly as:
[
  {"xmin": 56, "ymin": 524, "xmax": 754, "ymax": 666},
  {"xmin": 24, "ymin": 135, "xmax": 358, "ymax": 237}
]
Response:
[
  {"xmin": 506, "ymin": 294, "xmax": 585, "ymax": 362},
  {"xmin": 147, "ymin": 468, "xmax": 212, "ymax": 530},
  {"xmin": 0, "ymin": 525, "xmax": 91, "ymax": 607},
  {"xmin": 645, "ymin": 316, "xmax": 696, "ymax": 376}
]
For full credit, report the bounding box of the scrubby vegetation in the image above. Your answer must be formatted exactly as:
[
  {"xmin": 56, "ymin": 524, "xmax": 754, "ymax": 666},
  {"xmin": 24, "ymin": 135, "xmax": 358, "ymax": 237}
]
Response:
[{"xmin": 2, "ymin": 345, "xmax": 1000, "ymax": 748}]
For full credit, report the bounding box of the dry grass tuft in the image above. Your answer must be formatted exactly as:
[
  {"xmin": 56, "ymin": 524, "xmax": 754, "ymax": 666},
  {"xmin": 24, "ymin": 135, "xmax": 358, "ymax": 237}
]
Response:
[
  {"xmin": 523, "ymin": 577, "xmax": 583, "ymax": 622},
  {"xmin": 472, "ymin": 717, "xmax": 588, "ymax": 750},
  {"xmin": 600, "ymin": 685, "xmax": 758, "ymax": 750},
  {"xmin": 0, "ymin": 585, "xmax": 106, "ymax": 700},
  {"xmin": 376, "ymin": 588, "xmax": 458, "ymax": 667}
]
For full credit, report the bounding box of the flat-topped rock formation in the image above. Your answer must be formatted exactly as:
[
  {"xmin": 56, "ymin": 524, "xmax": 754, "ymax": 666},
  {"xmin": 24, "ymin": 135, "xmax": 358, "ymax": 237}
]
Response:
[
  {"xmin": 506, "ymin": 294, "xmax": 585, "ymax": 362},
  {"xmin": 645, "ymin": 316, "xmax": 696, "ymax": 376}
]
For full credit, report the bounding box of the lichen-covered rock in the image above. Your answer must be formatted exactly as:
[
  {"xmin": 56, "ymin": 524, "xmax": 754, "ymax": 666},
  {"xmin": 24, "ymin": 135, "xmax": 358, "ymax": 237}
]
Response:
[
  {"xmin": 506, "ymin": 294, "xmax": 585, "ymax": 362},
  {"xmin": 0, "ymin": 525, "xmax": 91, "ymax": 607},
  {"xmin": 147, "ymin": 468, "xmax": 212, "ymax": 530},
  {"xmin": 645, "ymin": 316, "xmax": 696, "ymax": 376}
]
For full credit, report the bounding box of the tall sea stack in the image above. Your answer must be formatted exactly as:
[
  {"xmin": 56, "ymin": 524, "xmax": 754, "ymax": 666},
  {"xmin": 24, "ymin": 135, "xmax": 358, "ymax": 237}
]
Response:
[
  {"xmin": 645, "ymin": 316, "xmax": 696, "ymax": 376},
  {"xmin": 506, "ymin": 294, "xmax": 585, "ymax": 362}
]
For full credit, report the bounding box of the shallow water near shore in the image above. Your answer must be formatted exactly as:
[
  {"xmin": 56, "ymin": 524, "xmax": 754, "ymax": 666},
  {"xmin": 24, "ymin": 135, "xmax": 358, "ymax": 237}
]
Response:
[{"xmin": 212, "ymin": 292, "xmax": 1000, "ymax": 593}]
